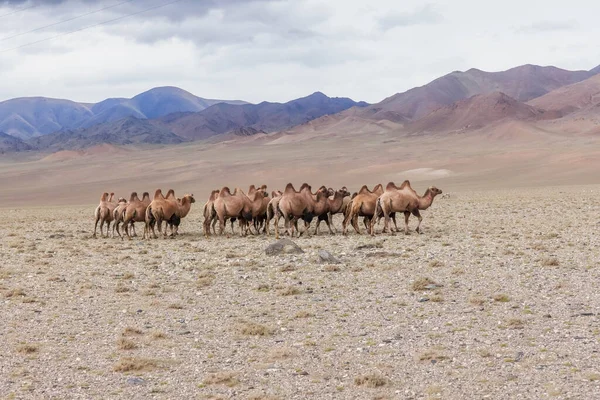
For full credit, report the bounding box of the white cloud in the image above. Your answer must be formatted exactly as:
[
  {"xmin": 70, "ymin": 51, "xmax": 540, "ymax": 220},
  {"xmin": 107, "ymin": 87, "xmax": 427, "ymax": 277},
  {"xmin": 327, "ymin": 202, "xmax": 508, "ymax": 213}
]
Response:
[{"xmin": 0, "ymin": 0, "xmax": 598, "ymax": 104}]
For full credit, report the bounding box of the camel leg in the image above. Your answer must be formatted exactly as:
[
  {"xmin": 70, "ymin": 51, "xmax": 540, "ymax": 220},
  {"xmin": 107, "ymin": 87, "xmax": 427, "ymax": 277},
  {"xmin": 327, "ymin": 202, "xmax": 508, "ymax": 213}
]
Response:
[
  {"xmin": 351, "ymin": 214, "xmax": 361, "ymax": 235},
  {"xmin": 93, "ymin": 217, "xmax": 99, "ymax": 238},
  {"xmin": 115, "ymin": 221, "xmax": 121, "ymax": 239},
  {"xmin": 218, "ymin": 216, "xmax": 225, "ymax": 236},
  {"xmin": 132, "ymin": 222, "xmax": 137, "ymax": 237},
  {"xmin": 327, "ymin": 213, "xmax": 335, "ymax": 235},
  {"xmin": 314, "ymin": 218, "xmax": 321, "ymax": 235},
  {"xmin": 413, "ymin": 209, "xmax": 423, "ymax": 234},
  {"xmin": 212, "ymin": 217, "xmax": 218, "ymax": 235},
  {"xmin": 391, "ymin": 213, "xmax": 399, "ymax": 232},
  {"xmin": 404, "ymin": 211, "xmax": 411, "ymax": 235}
]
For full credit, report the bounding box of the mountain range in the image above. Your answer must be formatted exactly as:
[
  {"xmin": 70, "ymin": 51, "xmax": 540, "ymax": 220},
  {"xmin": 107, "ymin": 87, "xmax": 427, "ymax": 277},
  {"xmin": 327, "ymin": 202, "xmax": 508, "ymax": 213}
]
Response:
[{"xmin": 1, "ymin": 63, "xmax": 599, "ymax": 153}]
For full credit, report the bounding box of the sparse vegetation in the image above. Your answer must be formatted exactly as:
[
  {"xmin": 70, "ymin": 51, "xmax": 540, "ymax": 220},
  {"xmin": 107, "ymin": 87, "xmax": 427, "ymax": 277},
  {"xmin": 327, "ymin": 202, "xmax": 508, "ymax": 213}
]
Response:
[
  {"xmin": 354, "ymin": 373, "xmax": 389, "ymax": 387},
  {"xmin": 237, "ymin": 321, "xmax": 274, "ymax": 336},
  {"xmin": 203, "ymin": 371, "xmax": 238, "ymax": 387},
  {"xmin": 113, "ymin": 357, "xmax": 159, "ymax": 372},
  {"xmin": 412, "ymin": 277, "xmax": 438, "ymax": 291}
]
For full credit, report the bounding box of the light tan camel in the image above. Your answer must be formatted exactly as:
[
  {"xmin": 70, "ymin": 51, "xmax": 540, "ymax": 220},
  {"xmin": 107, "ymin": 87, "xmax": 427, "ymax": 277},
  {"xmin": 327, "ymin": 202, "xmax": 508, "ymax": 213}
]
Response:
[
  {"xmin": 213, "ymin": 187, "xmax": 253, "ymax": 236},
  {"xmin": 276, "ymin": 183, "xmax": 328, "ymax": 239},
  {"xmin": 112, "ymin": 197, "xmax": 128, "ymax": 239},
  {"xmin": 371, "ymin": 180, "xmax": 442, "ymax": 236},
  {"xmin": 342, "ymin": 184, "xmax": 384, "ymax": 235},
  {"xmin": 93, "ymin": 192, "xmax": 118, "ymax": 238},
  {"xmin": 265, "ymin": 190, "xmax": 283, "ymax": 236},
  {"xmin": 202, "ymin": 189, "xmax": 220, "ymax": 237},
  {"xmin": 121, "ymin": 192, "xmax": 150, "ymax": 239}
]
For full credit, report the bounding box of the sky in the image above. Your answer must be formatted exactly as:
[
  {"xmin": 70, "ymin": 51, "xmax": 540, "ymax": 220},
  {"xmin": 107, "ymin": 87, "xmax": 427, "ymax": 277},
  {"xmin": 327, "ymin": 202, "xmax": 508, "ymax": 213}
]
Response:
[{"xmin": 0, "ymin": 0, "xmax": 599, "ymax": 104}]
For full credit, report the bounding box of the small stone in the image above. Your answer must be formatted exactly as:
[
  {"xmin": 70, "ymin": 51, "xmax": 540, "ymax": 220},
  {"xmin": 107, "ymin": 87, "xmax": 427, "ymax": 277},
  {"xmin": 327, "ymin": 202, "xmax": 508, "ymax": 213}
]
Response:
[
  {"xmin": 126, "ymin": 377, "xmax": 146, "ymax": 386},
  {"xmin": 318, "ymin": 250, "xmax": 341, "ymax": 264},
  {"xmin": 265, "ymin": 239, "xmax": 304, "ymax": 256},
  {"xmin": 419, "ymin": 297, "xmax": 430, "ymax": 302}
]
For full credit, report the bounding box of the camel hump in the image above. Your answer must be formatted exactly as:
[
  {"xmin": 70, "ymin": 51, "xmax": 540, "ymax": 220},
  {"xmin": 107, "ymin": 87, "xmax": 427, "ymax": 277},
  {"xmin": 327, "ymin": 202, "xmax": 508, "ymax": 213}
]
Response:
[
  {"xmin": 129, "ymin": 192, "xmax": 139, "ymax": 202},
  {"xmin": 142, "ymin": 192, "xmax": 150, "ymax": 200},
  {"xmin": 299, "ymin": 183, "xmax": 311, "ymax": 191},
  {"xmin": 154, "ymin": 189, "xmax": 164, "ymax": 200},
  {"xmin": 260, "ymin": 184, "xmax": 267, "ymax": 191},
  {"xmin": 100, "ymin": 192, "xmax": 109, "ymax": 201},
  {"xmin": 372, "ymin": 183, "xmax": 383, "ymax": 191},
  {"xmin": 248, "ymin": 185, "xmax": 257, "ymax": 194},
  {"xmin": 284, "ymin": 183, "xmax": 296, "ymax": 194},
  {"xmin": 271, "ymin": 190, "xmax": 280, "ymax": 198},
  {"xmin": 219, "ymin": 187, "xmax": 232, "ymax": 197},
  {"xmin": 358, "ymin": 185, "xmax": 370, "ymax": 195},
  {"xmin": 386, "ymin": 182, "xmax": 399, "ymax": 191},
  {"xmin": 399, "ymin": 180, "xmax": 411, "ymax": 190},
  {"xmin": 166, "ymin": 189, "xmax": 176, "ymax": 199},
  {"xmin": 351, "ymin": 192, "xmax": 358, "ymax": 199}
]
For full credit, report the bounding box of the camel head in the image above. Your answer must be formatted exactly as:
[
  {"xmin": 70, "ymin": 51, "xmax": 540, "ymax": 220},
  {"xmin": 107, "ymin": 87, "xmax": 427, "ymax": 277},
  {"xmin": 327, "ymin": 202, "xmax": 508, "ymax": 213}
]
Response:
[
  {"xmin": 118, "ymin": 197, "xmax": 127, "ymax": 204},
  {"xmin": 184, "ymin": 194, "xmax": 196, "ymax": 204},
  {"xmin": 272, "ymin": 190, "xmax": 283, "ymax": 198},
  {"xmin": 326, "ymin": 187, "xmax": 335, "ymax": 197},
  {"xmin": 427, "ymin": 187, "xmax": 443, "ymax": 197},
  {"xmin": 338, "ymin": 187, "xmax": 351, "ymax": 198}
]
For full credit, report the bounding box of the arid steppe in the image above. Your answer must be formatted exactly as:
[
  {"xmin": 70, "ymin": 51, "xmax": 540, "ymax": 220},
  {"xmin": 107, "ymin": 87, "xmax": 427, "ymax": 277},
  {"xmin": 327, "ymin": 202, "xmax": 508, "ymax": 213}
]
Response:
[{"xmin": 1, "ymin": 179, "xmax": 600, "ymax": 398}]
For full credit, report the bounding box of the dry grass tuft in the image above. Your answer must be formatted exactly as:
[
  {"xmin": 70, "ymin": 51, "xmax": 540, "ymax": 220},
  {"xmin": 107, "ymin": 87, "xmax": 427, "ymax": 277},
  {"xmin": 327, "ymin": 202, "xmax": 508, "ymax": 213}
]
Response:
[
  {"xmin": 278, "ymin": 286, "xmax": 302, "ymax": 296},
  {"xmin": 150, "ymin": 331, "xmax": 167, "ymax": 340},
  {"xmin": 469, "ymin": 296, "xmax": 485, "ymax": 306},
  {"xmin": 324, "ymin": 264, "xmax": 341, "ymax": 272},
  {"xmin": 411, "ymin": 277, "xmax": 438, "ymax": 291},
  {"xmin": 237, "ymin": 321, "xmax": 274, "ymax": 336},
  {"xmin": 117, "ymin": 338, "xmax": 138, "ymax": 350},
  {"xmin": 17, "ymin": 344, "xmax": 39, "ymax": 354},
  {"xmin": 203, "ymin": 371, "xmax": 238, "ymax": 387},
  {"xmin": 267, "ymin": 347, "xmax": 295, "ymax": 361},
  {"xmin": 122, "ymin": 327, "xmax": 143, "ymax": 336},
  {"xmin": 493, "ymin": 294, "xmax": 510, "ymax": 303},
  {"xmin": 354, "ymin": 373, "xmax": 389, "ymax": 388},
  {"xmin": 5, "ymin": 288, "xmax": 26, "ymax": 298},
  {"xmin": 506, "ymin": 318, "xmax": 525, "ymax": 329},
  {"xmin": 418, "ymin": 348, "xmax": 448, "ymax": 362},
  {"xmin": 113, "ymin": 357, "xmax": 159, "ymax": 372},
  {"xmin": 295, "ymin": 310, "xmax": 314, "ymax": 319},
  {"xmin": 168, "ymin": 303, "xmax": 184, "ymax": 309},
  {"xmin": 429, "ymin": 260, "xmax": 444, "ymax": 268},
  {"xmin": 541, "ymin": 257, "xmax": 559, "ymax": 266},
  {"xmin": 279, "ymin": 265, "xmax": 296, "ymax": 272},
  {"xmin": 197, "ymin": 271, "xmax": 215, "ymax": 287}
]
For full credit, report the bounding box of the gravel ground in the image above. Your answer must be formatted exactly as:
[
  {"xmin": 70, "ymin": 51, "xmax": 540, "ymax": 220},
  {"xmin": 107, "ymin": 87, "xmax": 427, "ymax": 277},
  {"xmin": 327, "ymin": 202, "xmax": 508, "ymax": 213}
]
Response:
[{"xmin": 1, "ymin": 185, "xmax": 600, "ymax": 399}]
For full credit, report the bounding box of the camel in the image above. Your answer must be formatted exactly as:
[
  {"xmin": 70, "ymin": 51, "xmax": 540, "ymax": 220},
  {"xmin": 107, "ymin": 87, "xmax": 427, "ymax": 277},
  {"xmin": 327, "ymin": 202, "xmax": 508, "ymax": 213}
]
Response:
[
  {"xmin": 265, "ymin": 190, "xmax": 283, "ymax": 236},
  {"xmin": 276, "ymin": 183, "xmax": 329, "ymax": 239},
  {"xmin": 122, "ymin": 192, "xmax": 151, "ymax": 239},
  {"xmin": 93, "ymin": 192, "xmax": 118, "ymax": 238},
  {"xmin": 144, "ymin": 189, "xmax": 179, "ymax": 239},
  {"xmin": 112, "ymin": 197, "xmax": 128, "ymax": 239},
  {"xmin": 314, "ymin": 187, "xmax": 350, "ymax": 235},
  {"xmin": 167, "ymin": 194, "xmax": 196, "ymax": 236},
  {"xmin": 213, "ymin": 187, "xmax": 255, "ymax": 236},
  {"xmin": 202, "ymin": 189, "xmax": 220, "ymax": 237},
  {"xmin": 371, "ymin": 180, "xmax": 442, "ymax": 236},
  {"xmin": 342, "ymin": 184, "xmax": 384, "ymax": 235}
]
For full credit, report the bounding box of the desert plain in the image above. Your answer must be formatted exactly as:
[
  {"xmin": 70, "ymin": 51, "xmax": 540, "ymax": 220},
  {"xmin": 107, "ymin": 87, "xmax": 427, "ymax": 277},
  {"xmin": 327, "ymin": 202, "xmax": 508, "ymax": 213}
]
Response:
[{"xmin": 1, "ymin": 125, "xmax": 600, "ymax": 399}]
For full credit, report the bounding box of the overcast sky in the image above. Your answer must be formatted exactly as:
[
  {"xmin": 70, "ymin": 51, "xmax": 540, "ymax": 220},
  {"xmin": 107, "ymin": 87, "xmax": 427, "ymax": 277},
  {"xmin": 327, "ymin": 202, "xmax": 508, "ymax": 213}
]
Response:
[{"xmin": 0, "ymin": 0, "xmax": 598, "ymax": 104}]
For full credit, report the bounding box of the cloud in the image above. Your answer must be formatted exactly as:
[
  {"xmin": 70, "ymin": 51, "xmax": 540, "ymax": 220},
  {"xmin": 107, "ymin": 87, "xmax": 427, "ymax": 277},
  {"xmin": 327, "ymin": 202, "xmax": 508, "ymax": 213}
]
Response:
[
  {"xmin": 517, "ymin": 20, "xmax": 578, "ymax": 34},
  {"xmin": 378, "ymin": 4, "xmax": 442, "ymax": 31}
]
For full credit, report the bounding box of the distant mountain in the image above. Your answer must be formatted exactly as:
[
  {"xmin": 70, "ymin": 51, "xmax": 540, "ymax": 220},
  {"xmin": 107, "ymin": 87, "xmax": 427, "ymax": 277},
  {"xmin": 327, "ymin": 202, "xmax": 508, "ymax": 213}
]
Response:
[
  {"xmin": 0, "ymin": 97, "xmax": 93, "ymax": 139},
  {"xmin": 351, "ymin": 64, "xmax": 598, "ymax": 122},
  {"xmin": 528, "ymin": 74, "xmax": 600, "ymax": 115},
  {"xmin": 0, "ymin": 132, "xmax": 33, "ymax": 152},
  {"xmin": 0, "ymin": 87, "xmax": 248, "ymax": 139},
  {"xmin": 408, "ymin": 92, "xmax": 546, "ymax": 133},
  {"xmin": 157, "ymin": 92, "xmax": 368, "ymax": 140},
  {"xmin": 229, "ymin": 127, "xmax": 267, "ymax": 136},
  {"xmin": 26, "ymin": 117, "xmax": 186, "ymax": 152}
]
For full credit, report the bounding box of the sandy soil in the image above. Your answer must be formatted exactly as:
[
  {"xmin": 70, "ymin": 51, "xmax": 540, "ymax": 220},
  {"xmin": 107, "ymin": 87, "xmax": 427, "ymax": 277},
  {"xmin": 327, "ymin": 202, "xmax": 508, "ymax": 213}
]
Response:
[{"xmin": 2, "ymin": 185, "xmax": 600, "ymax": 399}]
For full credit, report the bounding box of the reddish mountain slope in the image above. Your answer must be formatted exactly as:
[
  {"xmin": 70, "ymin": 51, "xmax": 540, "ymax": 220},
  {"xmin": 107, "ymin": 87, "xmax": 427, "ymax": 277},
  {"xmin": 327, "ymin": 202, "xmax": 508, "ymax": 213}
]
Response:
[{"xmin": 528, "ymin": 74, "xmax": 600, "ymax": 114}]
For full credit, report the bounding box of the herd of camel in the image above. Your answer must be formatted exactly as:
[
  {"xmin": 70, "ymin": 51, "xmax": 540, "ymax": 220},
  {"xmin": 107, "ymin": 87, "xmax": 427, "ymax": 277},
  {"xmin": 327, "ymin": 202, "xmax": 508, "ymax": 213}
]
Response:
[{"xmin": 93, "ymin": 181, "xmax": 443, "ymax": 240}]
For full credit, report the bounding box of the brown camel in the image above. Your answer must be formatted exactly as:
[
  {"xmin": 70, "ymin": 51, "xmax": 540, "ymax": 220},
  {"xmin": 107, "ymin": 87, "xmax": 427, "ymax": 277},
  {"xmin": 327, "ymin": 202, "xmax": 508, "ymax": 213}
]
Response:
[
  {"xmin": 167, "ymin": 194, "xmax": 196, "ymax": 236},
  {"xmin": 342, "ymin": 184, "xmax": 384, "ymax": 235},
  {"xmin": 93, "ymin": 192, "xmax": 118, "ymax": 238},
  {"xmin": 144, "ymin": 189, "xmax": 179, "ymax": 239},
  {"xmin": 276, "ymin": 183, "xmax": 328, "ymax": 239},
  {"xmin": 314, "ymin": 187, "xmax": 350, "ymax": 235},
  {"xmin": 371, "ymin": 180, "xmax": 442, "ymax": 236},
  {"xmin": 122, "ymin": 192, "xmax": 151, "ymax": 239}
]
